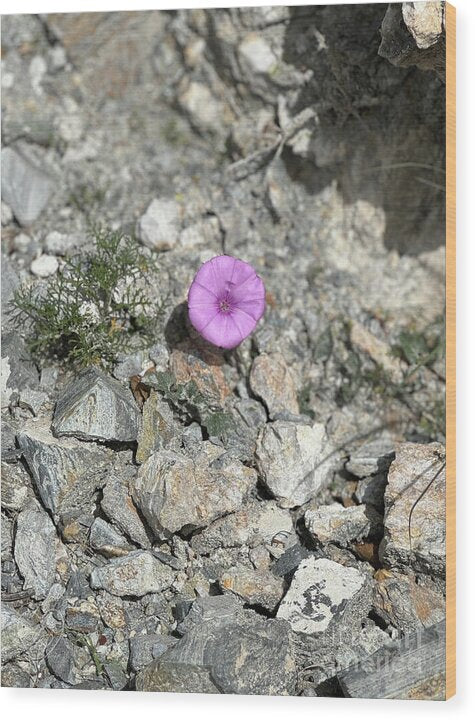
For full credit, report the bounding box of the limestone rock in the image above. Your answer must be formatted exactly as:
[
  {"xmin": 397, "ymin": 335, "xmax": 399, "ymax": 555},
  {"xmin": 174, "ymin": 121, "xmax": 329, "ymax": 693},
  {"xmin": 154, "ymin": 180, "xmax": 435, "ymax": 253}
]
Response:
[
  {"xmin": 101, "ymin": 474, "xmax": 151, "ymax": 548},
  {"xmin": 14, "ymin": 499, "xmax": 58, "ymax": 600},
  {"xmin": 52, "ymin": 367, "xmax": 140, "ymax": 443},
  {"xmin": 1, "ymin": 605, "xmax": 43, "ymax": 663},
  {"xmin": 1, "ymin": 461, "xmax": 32, "ymax": 511},
  {"xmin": 30, "ymin": 254, "xmax": 59, "ymax": 278},
  {"xmin": 277, "ymin": 557, "xmax": 371, "ymax": 635},
  {"xmin": 177, "ymin": 594, "xmax": 244, "ymax": 635},
  {"xmin": 136, "ymin": 389, "xmax": 181, "ymax": 463},
  {"xmin": 305, "ymin": 503, "xmax": 382, "ymax": 546},
  {"xmin": 89, "ymin": 550, "xmax": 176, "ymax": 597},
  {"xmin": 256, "ymin": 419, "xmax": 339, "ymax": 507},
  {"xmin": 249, "ymin": 352, "xmax": 299, "ymax": 418},
  {"xmin": 137, "ymin": 198, "xmax": 182, "ymax": 251},
  {"xmin": 373, "ymin": 569, "xmax": 445, "ymax": 633},
  {"xmin": 133, "ymin": 443, "xmax": 256, "ymax": 535},
  {"xmin": 162, "ymin": 613, "xmax": 297, "ymax": 695},
  {"xmin": 219, "ymin": 566, "xmax": 285, "ymax": 612},
  {"xmin": 379, "ymin": 442, "xmax": 446, "ymax": 577},
  {"xmin": 89, "ymin": 518, "xmax": 132, "ymax": 558},
  {"xmin": 1, "ymin": 146, "xmax": 55, "ymax": 226},
  {"xmin": 191, "ymin": 499, "xmax": 293, "ymax": 554},
  {"xmin": 137, "ymin": 660, "xmax": 219, "ymax": 694},
  {"xmin": 346, "ymin": 438, "xmax": 395, "ymax": 478},
  {"xmin": 17, "ymin": 417, "xmax": 110, "ymax": 517}
]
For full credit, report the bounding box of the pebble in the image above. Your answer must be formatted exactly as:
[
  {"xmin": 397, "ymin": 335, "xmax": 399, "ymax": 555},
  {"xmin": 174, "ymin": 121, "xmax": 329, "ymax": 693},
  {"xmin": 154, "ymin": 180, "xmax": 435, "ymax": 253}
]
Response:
[
  {"xmin": 137, "ymin": 198, "xmax": 181, "ymax": 251},
  {"xmin": 89, "ymin": 551, "xmax": 176, "ymax": 597},
  {"xmin": 30, "ymin": 254, "xmax": 59, "ymax": 277}
]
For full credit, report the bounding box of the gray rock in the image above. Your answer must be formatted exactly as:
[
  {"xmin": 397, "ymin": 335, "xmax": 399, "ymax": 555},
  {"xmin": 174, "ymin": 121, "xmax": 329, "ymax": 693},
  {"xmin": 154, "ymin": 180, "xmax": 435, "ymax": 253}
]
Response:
[
  {"xmin": 219, "ymin": 566, "xmax": 285, "ymax": 612},
  {"xmin": 271, "ymin": 543, "xmax": 316, "ymax": 579},
  {"xmin": 1, "ymin": 605, "xmax": 42, "ymax": 663},
  {"xmin": 89, "ymin": 517, "xmax": 132, "ymax": 557},
  {"xmin": 177, "ymin": 594, "xmax": 244, "ymax": 635},
  {"xmin": 162, "ymin": 613, "xmax": 297, "ymax": 695},
  {"xmin": 133, "ymin": 442, "xmax": 257, "ymax": 535},
  {"xmin": 249, "ymin": 352, "xmax": 299, "ymax": 418},
  {"xmin": 0, "ymin": 663, "xmax": 32, "ymax": 688},
  {"xmin": 1, "ymin": 332, "xmax": 39, "ymax": 406},
  {"xmin": 17, "ymin": 417, "xmax": 110, "ymax": 517},
  {"xmin": 346, "ymin": 438, "xmax": 395, "ymax": 478},
  {"xmin": 45, "ymin": 636, "xmax": 76, "ymax": 685},
  {"xmin": 104, "ymin": 661, "xmax": 129, "ymax": 690},
  {"xmin": 305, "ymin": 504, "xmax": 382, "ymax": 546},
  {"xmin": 14, "ymin": 499, "xmax": 57, "ymax": 600},
  {"xmin": 1, "ymin": 254, "xmax": 19, "ymax": 330},
  {"xmin": 1, "ymin": 146, "xmax": 55, "ymax": 226},
  {"xmin": 1, "ymin": 420, "xmax": 18, "ymax": 461},
  {"xmin": 18, "ymin": 388, "xmax": 49, "ymax": 416},
  {"xmin": 129, "ymin": 633, "xmax": 177, "ymax": 672},
  {"xmin": 354, "ymin": 473, "xmax": 387, "ymax": 510},
  {"xmin": 101, "ymin": 474, "xmax": 151, "ymax": 548},
  {"xmin": 136, "ymin": 198, "xmax": 181, "ymax": 251},
  {"xmin": 277, "ymin": 557, "xmax": 371, "ymax": 635},
  {"xmin": 137, "ymin": 660, "xmax": 219, "ymax": 694},
  {"xmin": 136, "ymin": 390, "xmax": 181, "ymax": 463},
  {"xmin": 191, "ymin": 499, "xmax": 293, "ymax": 554},
  {"xmin": 52, "ymin": 367, "xmax": 141, "ymax": 443},
  {"xmin": 379, "ymin": 443, "xmax": 446, "ymax": 577},
  {"xmin": 1, "ymin": 461, "xmax": 31, "ymax": 511},
  {"xmin": 44, "ymin": 230, "xmax": 84, "ymax": 256},
  {"xmin": 89, "ymin": 550, "xmax": 176, "ymax": 597},
  {"xmin": 256, "ymin": 419, "xmax": 340, "ymax": 507},
  {"xmin": 373, "ymin": 570, "xmax": 445, "ymax": 633}
]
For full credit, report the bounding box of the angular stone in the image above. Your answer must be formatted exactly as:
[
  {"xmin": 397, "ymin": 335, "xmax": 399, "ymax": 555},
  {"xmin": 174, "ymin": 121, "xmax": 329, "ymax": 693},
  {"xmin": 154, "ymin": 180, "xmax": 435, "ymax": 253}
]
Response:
[
  {"xmin": 354, "ymin": 473, "xmax": 387, "ymax": 510},
  {"xmin": 170, "ymin": 342, "xmax": 232, "ymax": 406},
  {"xmin": 305, "ymin": 504, "xmax": 382, "ymax": 546},
  {"xmin": 52, "ymin": 367, "xmax": 140, "ymax": 443},
  {"xmin": 89, "ymin": 518, "xmax": 131, "ymax": 558},
  {"xmin": 1, "ymin": 461, "xmax": 31, "ymax": 511},
  {"xmin": 219, "ymin": 566, "xmax": 285, "ymax": 612},
  {"xmin": 177, "ymin": 594, "xmax": 245, "ymax": 636},
  {"xmin": 101, "ymin": 474, "xmax": 150, "ymax": 548},
  {"xmin": 373, "ymin": 569, "xmax": 445, "ymax": 633},
  {"xmin": 14, "ymin": 499, "xmax": 58, "ymax": 600},
  {"xmin": 65, "ymin": 600, "xmax": 101, "ymax": 634},
  {"xmin": 1, "ymin": 146, "xmax": 55, "ymax": 226},
  {"xmin": 136, "ymin": 390, "xmax": 180, "ymax": 463},
  {"xmin": 162, "ymin": 613, "xmax": 297, "ymax": 695},
  {"xmin": 271, "ymin": 543, "xmax": 316, "ymax": 579},
  {"xmin": 256, "ymin": 419, "xmax": 339, "ymax": 507},
  {"xmin": 346, "ymin": 438, "xmax": 395, "ymax": 478},
  {"xmin": 89, "ymin": 550, "xmax": 176, "ymax": 597},
  {"xmin": 30, "ymin": 254, "xmax": 59, "ymax": 278},
  {"xmin": 17, "ymin": 417, "xmax": 110, "ymax": 517},
  {"xmin": 137, "ymin": 660, "xmax": 219, "ymax": 694},
  {"xmin": 1, "ymin": 254, "xmax": 19, "ymax": 330},
  {"xmin": 129, "ymin": 633, "xmax": 177, "ymax": 672},
  {"xmin": 1, "ymin": 332, "xmax": 39, "ymax": 403},
  {"xmin": 277, "ymin": 557, "xmax": 371, "ymax": 635},
  {"xmin": 137, "ymin": 198, "xmax": 181, "ymax": 251},
  {"xmin": 379, "ymin": 443, "xmax": 446, "ymax": 577},
  {"xmin": 45, "ymin": 636, "xmax": 76, "ymax": 685},
  {"xmin": 191, "ymin": 499, "xmax": 293, "ymax": 554},
  {"xmin": 249, "ymin": 352, "xmax": 299, "ymax": 418},
  {"xmin": 1, "ymin": 605, "xmax": 42, "ymax": 663},
  {"xmin": 133, "ymin": 443, "xmax": 256, "ymax": 535}
]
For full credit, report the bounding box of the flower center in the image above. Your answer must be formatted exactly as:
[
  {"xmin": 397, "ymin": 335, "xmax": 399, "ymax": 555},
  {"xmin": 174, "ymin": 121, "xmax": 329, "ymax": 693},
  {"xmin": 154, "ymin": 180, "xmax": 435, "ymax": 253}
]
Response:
[{"xmin": 219, "ymin": 299, "xmax": 231, "ymax": 313}]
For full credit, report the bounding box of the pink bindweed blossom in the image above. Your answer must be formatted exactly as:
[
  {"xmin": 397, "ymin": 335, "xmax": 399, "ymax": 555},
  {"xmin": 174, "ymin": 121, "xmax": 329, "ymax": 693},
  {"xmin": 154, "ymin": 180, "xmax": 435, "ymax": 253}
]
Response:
[{"xmin": 188, "ymin": 255, "xmax": 266, "ymax": 349}]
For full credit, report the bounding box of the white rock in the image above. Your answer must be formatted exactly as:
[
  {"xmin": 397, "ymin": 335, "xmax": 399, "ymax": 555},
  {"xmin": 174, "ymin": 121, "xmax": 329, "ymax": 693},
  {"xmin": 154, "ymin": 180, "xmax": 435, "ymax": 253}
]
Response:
[
  {"xmin": 29, "ymin": 55, "xmax": 47, "ymax": 95},
  {"xmin": 239, "ymin": 34, "xmax": 278, "ymax": 74},
  {"xmin": 1, "ymin": 147, "xmax": 55, "ymax": 227},
  {"xmin": 277, "ymin": 557, "xmax": 369, "ymax": 634},
  {"xmin": 256, "ymin": 420, "xmax": 340, "ymax": 507},
  {"xmin": 1, "ymin": 201, "xmax": 13, "ymax": 226},
  {"xmin": 179, "ymin": 82, "xmax": 224, "ymax": 132},
  {"xmin": 137, "ymin": 198, "xmax": 181, "ymax": 251},
  {"xmin": 30, "ymin": 254, "xmax": 58, "ymax": 277},
  {"xmin": 89, "ymin": 550, "xmax": 176, "ymax": 597}
]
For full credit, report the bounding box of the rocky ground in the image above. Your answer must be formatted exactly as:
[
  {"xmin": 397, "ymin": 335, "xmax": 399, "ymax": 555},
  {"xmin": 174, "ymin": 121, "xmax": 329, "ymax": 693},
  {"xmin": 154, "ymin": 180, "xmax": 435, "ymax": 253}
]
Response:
[{"xmin": 1, "ymin": 4, "xmax": 446, "ymax": 698}]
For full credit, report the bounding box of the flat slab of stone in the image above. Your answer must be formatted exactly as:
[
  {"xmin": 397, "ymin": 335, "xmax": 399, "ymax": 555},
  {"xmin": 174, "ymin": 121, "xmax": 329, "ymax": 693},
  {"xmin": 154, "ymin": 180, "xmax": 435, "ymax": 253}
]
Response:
[
  {"xmin": 305, "ymin": 503, "xmax": 382, "ymax": 546},
  {"xmin": 52, "ymin": 367, "xmax": 141, "ymax": 443}
]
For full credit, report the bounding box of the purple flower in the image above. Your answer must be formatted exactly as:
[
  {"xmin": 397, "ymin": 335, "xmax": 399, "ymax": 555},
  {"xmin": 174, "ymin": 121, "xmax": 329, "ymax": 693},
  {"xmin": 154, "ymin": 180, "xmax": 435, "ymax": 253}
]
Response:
[{"xmin": 188, "ymin": 255, "xmax": 266, "ymax": 349}]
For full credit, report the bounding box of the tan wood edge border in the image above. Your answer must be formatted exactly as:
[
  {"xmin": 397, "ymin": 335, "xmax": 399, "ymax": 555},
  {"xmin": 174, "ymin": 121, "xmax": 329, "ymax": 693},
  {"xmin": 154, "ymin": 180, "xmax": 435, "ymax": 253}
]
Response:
[{"xmin": 445, "ymin": 0, "xmax": 456, "ymax": 701}]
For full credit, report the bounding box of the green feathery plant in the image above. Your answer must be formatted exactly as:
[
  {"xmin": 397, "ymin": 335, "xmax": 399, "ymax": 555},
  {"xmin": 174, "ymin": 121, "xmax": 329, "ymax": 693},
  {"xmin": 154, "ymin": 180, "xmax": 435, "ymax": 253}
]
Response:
[{"xmin": 10, "ymin": 226, "xmax": 167, "ymax": 370}]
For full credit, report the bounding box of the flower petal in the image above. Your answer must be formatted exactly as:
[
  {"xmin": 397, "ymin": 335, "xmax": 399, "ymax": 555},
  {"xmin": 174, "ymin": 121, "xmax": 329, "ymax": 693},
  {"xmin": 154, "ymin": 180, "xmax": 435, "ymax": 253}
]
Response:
[{"xmin": 199, "ymin": 312, "xmax": 243, "ymax": 349}]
